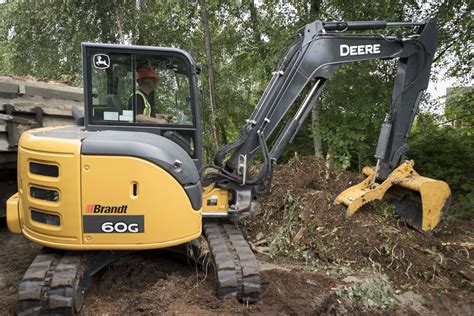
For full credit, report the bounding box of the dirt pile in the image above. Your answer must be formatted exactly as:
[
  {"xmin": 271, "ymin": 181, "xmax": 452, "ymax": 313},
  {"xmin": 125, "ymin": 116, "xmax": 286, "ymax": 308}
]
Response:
[{"xmin": 243, "ymin": 155, "xmax": 473, "ymax": 298}]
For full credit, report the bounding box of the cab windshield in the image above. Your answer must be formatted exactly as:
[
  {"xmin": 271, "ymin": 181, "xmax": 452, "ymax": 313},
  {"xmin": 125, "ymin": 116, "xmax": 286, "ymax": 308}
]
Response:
[{"xmin": 89, "ymin": 52, "xmax": 194, "ymax": 126}]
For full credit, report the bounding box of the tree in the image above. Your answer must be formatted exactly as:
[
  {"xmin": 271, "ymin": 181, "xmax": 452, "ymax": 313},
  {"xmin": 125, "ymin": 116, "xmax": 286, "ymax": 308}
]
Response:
[
  {"xmin": 0, "ymin": 0, "xmax": 471, "ymax": 172},
  {"xmin": 0, "ymin": 1, "xmax": 143, "ymax": 82},
  {"xmin": 309, "ymin": 0, "xmax": 324, "ymax": 158},
  {"xmin": 445, "ymin": 87, "xmax": 474, "ymax": 130},
  {"xmin": 198, "ymin": 0, "xmax": 220, "ymax": 150}
]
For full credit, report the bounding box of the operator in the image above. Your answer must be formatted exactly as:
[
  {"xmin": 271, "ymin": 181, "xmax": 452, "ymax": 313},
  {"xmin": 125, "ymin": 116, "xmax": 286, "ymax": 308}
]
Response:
[{"xmin": 129, "ymin": 66, "xmax": 171, "ymax": 124}]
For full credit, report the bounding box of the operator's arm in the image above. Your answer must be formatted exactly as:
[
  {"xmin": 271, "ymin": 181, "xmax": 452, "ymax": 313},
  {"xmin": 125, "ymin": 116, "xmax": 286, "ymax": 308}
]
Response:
[{"xmin": 136, "ymin": 114, "xmax": 169, "ymax": 124}]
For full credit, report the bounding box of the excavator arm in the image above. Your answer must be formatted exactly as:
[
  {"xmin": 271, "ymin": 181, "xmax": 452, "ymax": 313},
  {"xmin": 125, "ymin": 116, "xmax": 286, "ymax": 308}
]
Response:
[{"xmin": 202, "ymin": 18, "xmax": 450, "ymax": 230}]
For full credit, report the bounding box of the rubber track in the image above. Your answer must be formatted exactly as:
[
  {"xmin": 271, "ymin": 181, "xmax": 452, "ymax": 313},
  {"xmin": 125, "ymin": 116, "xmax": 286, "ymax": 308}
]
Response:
[
  {"xmin": 203, "ymin": 221, "xmax": 260, "ymax": 302},
  {"xmin": 17, "ymin": 253, "xmax": 83, "ymax": 315},
  {"xmin": 17, "ymin": 253, "xmax": 59, "ymax": 315}
]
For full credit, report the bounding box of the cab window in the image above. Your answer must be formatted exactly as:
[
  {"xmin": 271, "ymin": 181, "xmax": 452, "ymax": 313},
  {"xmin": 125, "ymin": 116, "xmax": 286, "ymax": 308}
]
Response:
[
  {"xmin": 89, "ymin": 52, "xmax": 194, "ymax": 126},
  {"xmin": 87, "ymin": 50, "xmax": 197, "ymax": 158}
]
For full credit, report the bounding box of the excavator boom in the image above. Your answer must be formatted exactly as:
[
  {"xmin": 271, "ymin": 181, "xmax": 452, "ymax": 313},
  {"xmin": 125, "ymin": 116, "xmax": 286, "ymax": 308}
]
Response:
[{"xmin": 204, "ymin": 18, "xmax": 450, "ymax": 230}]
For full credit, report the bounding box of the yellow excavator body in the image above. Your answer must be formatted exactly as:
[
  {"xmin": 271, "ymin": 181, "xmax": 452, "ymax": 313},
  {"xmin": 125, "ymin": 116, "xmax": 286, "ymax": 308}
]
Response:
[
  {"xmin": 335, "ymin": 160, "xmax": 451, "ymax": 231},
  {"xmin": 201, "ymin": 184, "xmax": 230, "ymax": 215},
  {"xmin": 7, "ymin": 128, "xmax": 202, "ymax": 250}
]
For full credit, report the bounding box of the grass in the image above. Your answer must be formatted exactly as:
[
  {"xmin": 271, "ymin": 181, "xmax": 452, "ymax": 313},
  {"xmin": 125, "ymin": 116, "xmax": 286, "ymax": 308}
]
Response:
[{"xmin": 335, "ymin": 273, "xmax": 397, "ymax": 309}]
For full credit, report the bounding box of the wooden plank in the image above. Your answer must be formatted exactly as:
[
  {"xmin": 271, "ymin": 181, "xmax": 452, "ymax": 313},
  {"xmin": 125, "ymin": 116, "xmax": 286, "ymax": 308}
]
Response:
[
  {"xmin": 0, "ymin": 102, "xmax": 82, "ymax": 117},
  {"xmin": 0, "ymin": 113, "xmax": 32, "ymax": 125},
  {"xmin": 24, "ymin": 84, "xmax": 83, "ymax": 102},
  {"xmin": 0, "ymin": 81, "xmax": 19, "ymax": 94}
]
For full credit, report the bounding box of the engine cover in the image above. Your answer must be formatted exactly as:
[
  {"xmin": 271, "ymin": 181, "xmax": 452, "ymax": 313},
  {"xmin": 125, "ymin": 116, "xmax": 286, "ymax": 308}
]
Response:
[{"xmin": 9, "ymin": 126, "xmax": 202, "ymax": 250}]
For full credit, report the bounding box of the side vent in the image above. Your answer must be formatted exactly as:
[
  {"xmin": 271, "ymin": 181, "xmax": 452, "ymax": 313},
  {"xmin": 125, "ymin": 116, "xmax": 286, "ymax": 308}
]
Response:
[
  {"xmin": 30, "ymin": 162, "xmax": 59, "ymax": 177},
  {"xmin": 31, "ymin": 210, "xmax": 61, "ymax": 226},
  {"xmin": 30, "ymin": 186, "xmax": 59, "ymax": 202}
]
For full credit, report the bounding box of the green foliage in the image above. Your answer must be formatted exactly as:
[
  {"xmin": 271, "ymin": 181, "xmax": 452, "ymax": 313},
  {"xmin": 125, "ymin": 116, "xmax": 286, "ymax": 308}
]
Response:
[
  {"xmin": 445, "ymin": 87, "xmax": 474, "ymax": 131},
  {"xmin": 371, "ymin": 201, "xmax": 398, "ymax": 220},
  {"xmin": 267, "ymin": 193, "xmax": 319, "ymax": 267},
  {"xmin": 454, "ymin": 192, "xmax": 474, "ymax": 219},
  {"xmin": 408, "ymin": 111, "xmax": 474, "ymax": 218},
  {"xmin": 0, "ymin": 1, "xmax": 137, "ymax": 82},
  {"xmin": 335, "ymin": 274, "xmax": 397, "ymax": 309},
  {"xmin": 269, "ymin": 193, "xmax": 302, "ymax": 256},
  {"xmin": 305, "ymin": 61, "xmax": 395, "ymax": 170}
]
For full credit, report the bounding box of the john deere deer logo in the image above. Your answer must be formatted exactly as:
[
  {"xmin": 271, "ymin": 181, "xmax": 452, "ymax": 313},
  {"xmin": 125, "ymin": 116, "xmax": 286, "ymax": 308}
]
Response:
[{"xmin": 93, "ymin": 54, "xmax": 110, "ymax": 69}]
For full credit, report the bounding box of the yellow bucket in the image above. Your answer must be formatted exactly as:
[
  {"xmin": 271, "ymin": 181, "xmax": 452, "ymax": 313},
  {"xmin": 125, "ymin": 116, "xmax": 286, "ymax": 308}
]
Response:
[{"xmin": 335, "ymin": 160, "xmax": 451, "ymax": 231}]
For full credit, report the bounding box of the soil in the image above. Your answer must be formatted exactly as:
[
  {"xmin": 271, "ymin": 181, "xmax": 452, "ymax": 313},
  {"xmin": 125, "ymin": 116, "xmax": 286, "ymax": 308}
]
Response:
[
  {"xmin": 0, "ymin": 230, "xmax": 359, "ymax": 315},
  {"xmin": 243, "ymin": 155, "xmax": 474, "ymax": 313},
  {"xmin": 0, "ymin": 155, "xmax": 472, "ymax": 314}
]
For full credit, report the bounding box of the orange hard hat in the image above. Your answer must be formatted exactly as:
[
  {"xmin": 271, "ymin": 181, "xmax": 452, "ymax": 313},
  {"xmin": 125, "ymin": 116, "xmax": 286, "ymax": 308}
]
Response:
[{"xmin": 136, "ymin": 66, "xmax": 160, "ymax": 81}]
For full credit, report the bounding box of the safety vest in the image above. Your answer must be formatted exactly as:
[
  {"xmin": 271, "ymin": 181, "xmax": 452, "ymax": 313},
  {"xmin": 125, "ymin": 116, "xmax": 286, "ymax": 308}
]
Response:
[{"xmin": 134, "ymin": 90, "xmax": 152, "ymax": 116}]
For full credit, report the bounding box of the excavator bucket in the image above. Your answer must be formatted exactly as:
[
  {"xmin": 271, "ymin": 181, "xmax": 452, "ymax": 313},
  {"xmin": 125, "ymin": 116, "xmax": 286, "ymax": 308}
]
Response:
[{"xmin": 335, "ymin": 160, "xmax": 451, "ymax": 231}]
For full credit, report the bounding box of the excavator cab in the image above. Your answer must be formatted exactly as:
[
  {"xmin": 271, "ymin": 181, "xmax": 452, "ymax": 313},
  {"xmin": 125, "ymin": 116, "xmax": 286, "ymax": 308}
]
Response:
[
  {"xmin": 7, "ymin": 44, "xmax": 204, "ymax": 248},
  {"xmin": 84, "ymin": 44, "xmax": 201, "ymax": 160}
]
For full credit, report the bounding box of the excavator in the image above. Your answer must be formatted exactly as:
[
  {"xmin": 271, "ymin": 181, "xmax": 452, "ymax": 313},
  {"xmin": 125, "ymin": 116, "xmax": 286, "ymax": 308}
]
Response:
[{"xmin": 6, "ymin": 18, "xmax": 451, "ymax": 314}]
